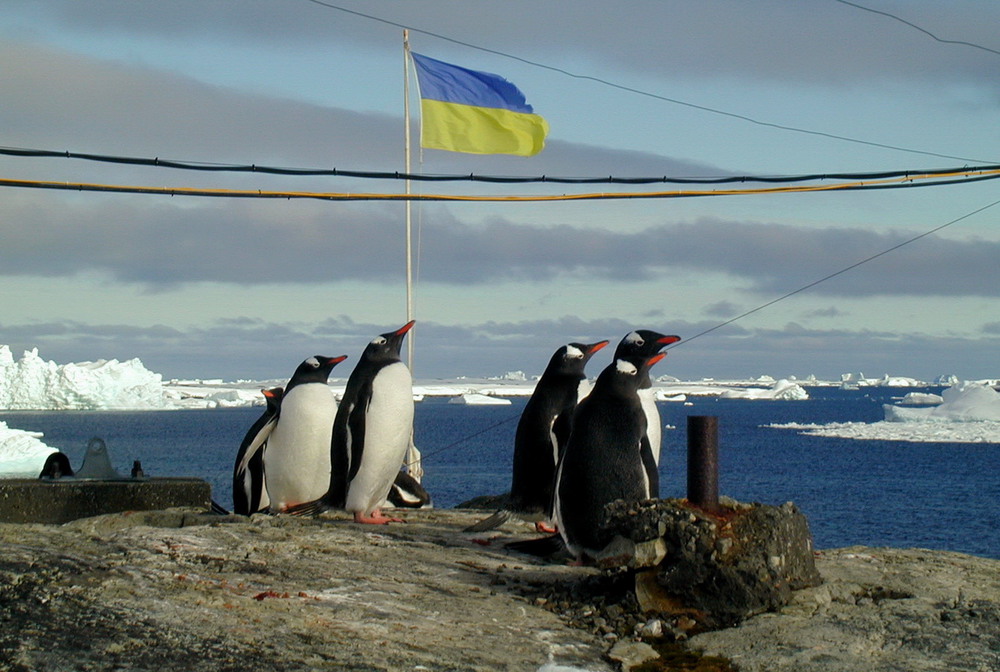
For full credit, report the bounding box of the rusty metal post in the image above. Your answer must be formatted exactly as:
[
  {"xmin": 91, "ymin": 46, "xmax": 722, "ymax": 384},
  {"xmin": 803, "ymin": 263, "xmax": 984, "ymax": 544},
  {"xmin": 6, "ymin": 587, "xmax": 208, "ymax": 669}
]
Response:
[{"xmin": 687, "ymin": 415, "xmax": 719, "ymax": 511}]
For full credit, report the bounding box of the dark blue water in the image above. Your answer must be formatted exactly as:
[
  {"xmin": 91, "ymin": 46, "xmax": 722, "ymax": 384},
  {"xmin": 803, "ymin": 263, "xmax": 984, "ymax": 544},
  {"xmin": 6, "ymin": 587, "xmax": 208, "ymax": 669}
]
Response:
[{"xmin": 3, "ymin": 387, "xmax": 997, "ymax": 559}]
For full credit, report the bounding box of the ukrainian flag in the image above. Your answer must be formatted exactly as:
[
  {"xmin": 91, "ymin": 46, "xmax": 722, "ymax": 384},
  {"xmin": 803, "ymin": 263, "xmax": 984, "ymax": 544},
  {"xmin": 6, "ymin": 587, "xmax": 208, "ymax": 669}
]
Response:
[{"xmin": 411, "ymin": 52, "xmax": 549, "ymax": 157}]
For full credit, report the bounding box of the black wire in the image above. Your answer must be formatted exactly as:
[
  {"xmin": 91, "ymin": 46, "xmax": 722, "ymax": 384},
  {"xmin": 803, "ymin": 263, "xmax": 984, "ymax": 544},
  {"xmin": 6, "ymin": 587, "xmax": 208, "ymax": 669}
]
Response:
[
  {"xmin": 3, "ymin": 169, "xmax": 999, "ymax": 201},
  {"xmin": 833, "ymin": 0, "xmax": 1000, "ymax": 57},
  {"xmin": 667, "ymin": 196, "xmax": 1000, "ymax": 351},
  {"xmin": 2, "ymin": 146, "xmax": 998, "ymax": 187},
  {"xmin": 303, "ymin": 0, "xmax": 995, "ymax": 164}
]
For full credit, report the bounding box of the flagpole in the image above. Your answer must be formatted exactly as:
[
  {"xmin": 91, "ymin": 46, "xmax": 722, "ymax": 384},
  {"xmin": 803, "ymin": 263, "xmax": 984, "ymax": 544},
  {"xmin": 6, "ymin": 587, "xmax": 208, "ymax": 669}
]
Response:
[
  {"xmin": 403, "ymin": 30, "xmax": 423, "ymax": 483},
  {"xmin": 403, "ymin": 30, "xmax": 414, "ymax": 369}
]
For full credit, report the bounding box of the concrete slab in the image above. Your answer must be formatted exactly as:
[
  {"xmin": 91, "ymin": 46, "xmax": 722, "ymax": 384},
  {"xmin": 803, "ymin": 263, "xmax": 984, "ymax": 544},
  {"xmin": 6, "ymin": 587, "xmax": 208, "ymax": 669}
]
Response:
[{"xmin": 0, "ymin": 478, "xmax": 211, "ymax": 524}]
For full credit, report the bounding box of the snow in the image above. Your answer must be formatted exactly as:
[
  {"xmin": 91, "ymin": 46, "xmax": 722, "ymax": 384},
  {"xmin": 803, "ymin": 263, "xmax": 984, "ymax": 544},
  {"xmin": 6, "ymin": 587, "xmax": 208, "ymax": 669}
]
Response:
[
  {"xmin": 448, "ymin": 393, "xmax": 512, "ymax": 405},
  {"xmin": 0, "ymin": 420, "xmax": 59, "ymax": 478},
  {"xmin": 0, "ymin": 346, "xmax": 166, "ymax": 410},
  {"xmin": 769, "ymin": 381, "xmax": 1000, "ymax": 443},
  {"xmin": 1, "ymin": 345, "xmax": 999, "ymax": 450}
]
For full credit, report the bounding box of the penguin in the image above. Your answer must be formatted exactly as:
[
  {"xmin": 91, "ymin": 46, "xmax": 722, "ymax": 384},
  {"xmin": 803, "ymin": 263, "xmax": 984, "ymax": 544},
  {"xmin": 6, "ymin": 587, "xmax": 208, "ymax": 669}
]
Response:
[
  {"xmin": 466, "ymin": 340, "xmax": 608, "ymax": 533},
  {"xmin": 325, "ymin": 320, "xmax": 416, "ymax": 524},
  {"xmin": 387, "ymin": 469, "xmax": 432, "ymax": 509},
  {"xmin": 232, "ymin": 386, "xmax": 283, "ymax": 515},
  {"xmin": 552, "ymin": 352, "xmax": 666, "ymax": 563},
  {"xmin": 261, "ymin": 355, "xmax": 347, "ymax": 514},
  {"xmin": 613, "ymin": 330, "xmax": 681, "ymax": 467}
]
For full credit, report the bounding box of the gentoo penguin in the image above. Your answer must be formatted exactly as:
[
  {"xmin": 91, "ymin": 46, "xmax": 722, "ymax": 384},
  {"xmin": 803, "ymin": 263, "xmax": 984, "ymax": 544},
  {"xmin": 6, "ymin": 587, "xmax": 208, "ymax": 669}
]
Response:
[
  {"xmin": 552, "ymin": 352, "xmax": 666, "ymax": 563},
  {"xmin": 466, "ymin": 340, "xmax": 608, "ymax": 533},
  {"xmin": 325, "ymin": 320, "xmax": 416, "ymax": 524},
  {"xmin": 613, "ymin": 330, "xmax": 681, "ymax": 467},
  {"xmin": 387, "ymin": 469, "xmax": 432, "ymax": 509},
  {"xmin": 261, "ymin": 355, "xmax": 347, "ymax": 513},
  {"xmin": 232, "ymin": 387, "xmax": 283, "ymax": 515}
]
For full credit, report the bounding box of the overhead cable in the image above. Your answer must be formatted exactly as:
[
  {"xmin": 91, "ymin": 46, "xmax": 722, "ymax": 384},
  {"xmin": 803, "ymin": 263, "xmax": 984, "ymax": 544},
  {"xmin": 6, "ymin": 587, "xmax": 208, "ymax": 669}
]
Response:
[
  {"xmin": 1, "ymin": 146, "xmax": 997, "ymax": 187},
  {"xmin": 1, "ymin": 166, "xmax": 998, "ymax": 202}
]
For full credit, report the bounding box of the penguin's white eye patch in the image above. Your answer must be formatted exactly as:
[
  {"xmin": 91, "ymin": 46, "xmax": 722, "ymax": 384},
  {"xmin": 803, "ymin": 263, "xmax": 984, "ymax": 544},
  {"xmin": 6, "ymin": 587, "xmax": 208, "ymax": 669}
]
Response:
[
  {"xmin": 616, "ymin": 359, "xmax": 638, "ymax": 375},
  {"xmin": 624, "ymin": 331, "xmax": 644, "ymax": 347},
  {"xmin": 565, "ymin": 345, "xmax": 584, "ymax": 359},
  {"xmin": 372, "ymin": 336, "xmax": 387, "ymax": 346},
  {"xmin": 306, "ymin": 357, "xmax": 320, "ymax": 368}
]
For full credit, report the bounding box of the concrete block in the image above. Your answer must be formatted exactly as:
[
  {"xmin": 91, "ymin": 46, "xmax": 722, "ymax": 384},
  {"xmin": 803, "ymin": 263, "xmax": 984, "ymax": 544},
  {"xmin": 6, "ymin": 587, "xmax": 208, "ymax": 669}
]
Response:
[{"xmin": 0, "ymin": 478, "xmax": 211, "ymax": 524}]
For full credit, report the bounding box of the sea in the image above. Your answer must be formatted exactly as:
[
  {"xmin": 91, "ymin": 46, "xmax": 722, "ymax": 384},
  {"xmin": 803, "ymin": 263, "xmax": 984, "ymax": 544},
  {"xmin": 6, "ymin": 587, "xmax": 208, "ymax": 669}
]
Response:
[{"xmin": 3, "ymin": 385, "xmax": 997, "ymax": 559}]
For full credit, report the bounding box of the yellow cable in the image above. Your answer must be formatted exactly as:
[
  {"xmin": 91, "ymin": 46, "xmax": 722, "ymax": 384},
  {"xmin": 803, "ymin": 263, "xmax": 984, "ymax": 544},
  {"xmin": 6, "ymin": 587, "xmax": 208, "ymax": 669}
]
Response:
[{"xmin": 0, "ymin": 168, "xmax": 996, "ymax": 202}]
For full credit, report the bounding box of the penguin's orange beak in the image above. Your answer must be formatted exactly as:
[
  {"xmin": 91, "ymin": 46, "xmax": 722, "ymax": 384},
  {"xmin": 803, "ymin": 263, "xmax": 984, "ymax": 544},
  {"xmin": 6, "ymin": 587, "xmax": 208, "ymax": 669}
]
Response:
[
  {"xmin": 328, "ymin": 355, "xmax": 348, "ymax": 365},
  {"xmin": 648, "ymin": 353, "xmax": 667, "ymax": 367},
  {"xmin": 395, "ymin": 320, "xmax": 416, "ymax": 336},
  {"xmin": 658, "ymin": 335, "xmax": 682, "ymax": 346},
  {"xmin": 589, "ymin": 340, "xmax": 610, "ymax": 354}
]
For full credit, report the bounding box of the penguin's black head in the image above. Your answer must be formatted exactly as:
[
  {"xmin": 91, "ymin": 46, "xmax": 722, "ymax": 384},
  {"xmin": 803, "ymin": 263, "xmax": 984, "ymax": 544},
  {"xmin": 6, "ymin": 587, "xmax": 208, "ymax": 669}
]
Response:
[
  {"xmin": 614, "ymin": 330, "xmax": 681, "ymax": 359},
  {"xmin": 288, "ymin": 354, "xmax": 348, "ymax": 388},
  {"xmin": 261, "ymin": 386, "xmax": 284, "ymax": 413},
  {"xmin": 548, "ymin": 340, "xmax": 609, "ymax": 376},
  {"xmin": 597, "ymin": 352, "xmax": 666, "ymax": 395},
  {"xmin": 363, "ymin": 320, "xmax": 415, "ymax": 364}
]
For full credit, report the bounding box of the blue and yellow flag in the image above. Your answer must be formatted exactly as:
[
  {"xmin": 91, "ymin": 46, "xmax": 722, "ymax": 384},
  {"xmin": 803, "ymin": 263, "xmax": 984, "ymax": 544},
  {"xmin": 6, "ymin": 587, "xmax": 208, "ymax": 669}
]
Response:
[{"xmin": 410, "ymin": 52, "xmax": 549, "ymax": 157}]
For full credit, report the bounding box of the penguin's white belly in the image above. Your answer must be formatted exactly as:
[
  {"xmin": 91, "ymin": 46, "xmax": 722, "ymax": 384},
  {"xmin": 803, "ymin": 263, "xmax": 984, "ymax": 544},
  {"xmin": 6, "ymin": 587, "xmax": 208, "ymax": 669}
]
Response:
[
  {"xmin": 345, "ymin": 363, "xmax": 414, "ymax": 515},
  {"xmin": 639, "ymin": 389, "xmax": 661, "ymax": 465},
  {"xmin": 263, "ymin": 384, "xmax": 337, "ymax": 511}
]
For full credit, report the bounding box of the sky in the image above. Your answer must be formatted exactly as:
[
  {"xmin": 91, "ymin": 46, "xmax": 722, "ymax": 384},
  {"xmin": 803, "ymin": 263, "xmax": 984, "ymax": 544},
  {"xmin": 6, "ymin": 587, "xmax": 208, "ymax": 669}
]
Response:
[{"xmin": 1, "ymin": 0, "xmax": 999, "ymax": 382}]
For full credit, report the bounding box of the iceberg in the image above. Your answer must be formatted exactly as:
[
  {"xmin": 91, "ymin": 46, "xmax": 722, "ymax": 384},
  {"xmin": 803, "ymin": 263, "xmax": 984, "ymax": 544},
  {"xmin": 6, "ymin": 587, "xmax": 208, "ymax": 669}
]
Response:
[
  {"xmin": 719, "ymin": 379, "xmax": 808, "ymax": 401},
  {"xmin": 884, "ymin": 382, "xmax": 1000, "ymax": 423},
  {"xmin": 0, "ymin": 420, "xmax": 61, "ymax": 478},
  {"xmin": 448, "ymin": 393, "xmax": 512, "ymax": 405},
  {"xmin": 0, "ymin": 346, "xmax": 167, "ymax": 410}
]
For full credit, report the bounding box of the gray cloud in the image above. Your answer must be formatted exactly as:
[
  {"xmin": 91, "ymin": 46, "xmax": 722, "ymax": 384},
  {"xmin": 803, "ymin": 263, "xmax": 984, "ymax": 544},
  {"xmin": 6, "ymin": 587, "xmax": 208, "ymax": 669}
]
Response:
[
  {"xmin": 22, "ymin": 1, "xmax": 1000, "ymax": 88},
  {"xmin": 2, "ymin": 193, "xmax": 998, "ymax": 298}
]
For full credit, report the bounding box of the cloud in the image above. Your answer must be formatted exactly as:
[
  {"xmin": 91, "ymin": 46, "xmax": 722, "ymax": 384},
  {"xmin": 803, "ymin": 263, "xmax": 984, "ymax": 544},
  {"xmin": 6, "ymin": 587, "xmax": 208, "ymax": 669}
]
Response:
[
  {"xmin": 704, "ymin": 301, "xmax": 741, "ymax": 318},
  {"xmin": 3, "ymin": 191, "xmax": 998, "ymax": 298},
  {"xmin": 25, "ymin": 0, "xmax": 1000, "ymax": 88}
]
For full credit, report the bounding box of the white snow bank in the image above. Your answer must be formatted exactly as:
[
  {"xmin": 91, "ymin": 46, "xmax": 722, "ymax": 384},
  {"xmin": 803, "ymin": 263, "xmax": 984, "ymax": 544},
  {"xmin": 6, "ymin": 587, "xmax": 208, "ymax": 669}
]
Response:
[
  {"xmin": 768, "ymin": 382, "xmax": 1000, "ymax": 443},
  {"xmin": 896, "ymin": 392, "xmax": 944, "ymax": 406},
  {"xmin": 767, "ymin": 419, "xmax": 1000, "ymax": 443},
  {"xmin": 884, "ymin": 381, "xmax": 1000, "ymax": 423},
  {"xmin": 448, "ymin": 393, "xmax": 512, "ymax": 405},
  {"xmin": 719, "ymin": 379, "xmax": 808, "ymax": 401},
  {"xmin": 0, "ymin": 346, "xmax": 167, "ymax": 410},
  {"xmin": 0, "ymin": 420, "xmax": 59, "ymax": 478}
]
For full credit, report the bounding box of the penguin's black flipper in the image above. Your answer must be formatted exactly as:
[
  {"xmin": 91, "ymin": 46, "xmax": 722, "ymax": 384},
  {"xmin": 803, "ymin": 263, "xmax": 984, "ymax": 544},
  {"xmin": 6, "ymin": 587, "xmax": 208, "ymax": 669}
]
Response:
[
  {"xmin": 505, "ymin": 534, "xmax": 567, "ymax": 558},
  {"xmin": 388, "ymin": 470, "xmax": 431, "ymax": 508},
  {"xmin": 283, "ymin": 499, "xmax": 327, "ymax": 517},
  {"xmin": 210, "ymin": 500, "xmax": 231, "ymax": 515},
  {"xmin": 464, "ymin": 509, "xmax": 513, "ymax": 533}
]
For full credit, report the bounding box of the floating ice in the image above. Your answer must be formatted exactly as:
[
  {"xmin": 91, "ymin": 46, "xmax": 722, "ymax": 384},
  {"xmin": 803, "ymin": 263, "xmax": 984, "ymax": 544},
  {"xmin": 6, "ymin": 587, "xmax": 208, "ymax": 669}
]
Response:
[
  {"xmin": 884, "ymin": 381, "xmax": 1000, "ymax": 423},
  {"xmin": 719, "ymin": 379, "xmax": 808, "ymax": 401},
  {"xmin": 0, "ymin": 420, "xmax": 59, "ymax": 478},
  {"xmin": 769, "ymin": 381, "xmax": 1000, "ymax": 443},
  {"xmin": 448, "ymin": 393, "xmax": 512, "ymax": 405},
  {"xmin": 0, "ymin": 346, "xmax": 167, "ymax": 410}
]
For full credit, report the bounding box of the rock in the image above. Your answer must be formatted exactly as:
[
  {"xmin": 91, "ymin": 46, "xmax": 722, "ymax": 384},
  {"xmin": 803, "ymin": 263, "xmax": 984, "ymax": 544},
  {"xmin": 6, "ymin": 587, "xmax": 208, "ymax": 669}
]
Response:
[
  {"xmin": 607, "ymin": 639, "xmax": 659, "ymax": 670},
  {"xmin": 601, "ymin": 498, "xmax": 821, "ymax": 629},
  {"xmin": 688, "ymin": 546, "xmax": 1000, "ymax": 672},
  {"xmin": 0, "ymin": 508, "xmax": 612, "ymax": 671},
  {"xmin": 2, "ymin": 506, "xmax": 998, "ymax": 672}
]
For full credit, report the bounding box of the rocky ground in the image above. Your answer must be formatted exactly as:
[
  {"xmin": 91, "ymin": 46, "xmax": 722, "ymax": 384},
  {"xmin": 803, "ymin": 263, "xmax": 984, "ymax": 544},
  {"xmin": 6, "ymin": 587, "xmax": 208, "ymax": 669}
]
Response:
[{"xmin": 0, "ymin": 508, "xmax": 997, "ymax": 671}]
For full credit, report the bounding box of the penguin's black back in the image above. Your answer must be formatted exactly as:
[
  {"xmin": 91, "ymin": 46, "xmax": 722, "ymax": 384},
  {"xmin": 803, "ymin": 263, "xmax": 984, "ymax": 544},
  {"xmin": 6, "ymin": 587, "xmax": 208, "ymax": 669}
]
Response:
[
  {"xmin": 556, "ymin": 360, "xmax": 653, "ymax": 556},
  {"xmin": 509, "ymin": 342, "xmax": 606, "ymax": 515}
]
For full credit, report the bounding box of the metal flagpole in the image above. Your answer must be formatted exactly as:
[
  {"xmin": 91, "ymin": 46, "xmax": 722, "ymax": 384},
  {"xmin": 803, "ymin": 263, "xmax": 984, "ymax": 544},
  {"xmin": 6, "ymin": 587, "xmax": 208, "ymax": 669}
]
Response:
[{"xmin": 403, "ymin": 30, "xmax": 423, "ymax": 482}]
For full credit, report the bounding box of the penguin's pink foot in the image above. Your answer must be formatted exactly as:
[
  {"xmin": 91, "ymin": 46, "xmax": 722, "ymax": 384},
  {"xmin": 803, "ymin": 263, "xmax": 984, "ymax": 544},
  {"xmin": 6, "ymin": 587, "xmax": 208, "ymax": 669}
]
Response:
[
  {"xmin": 353, "ymin": 509, "xmax": 404, "ymax": 525},
  {"xmin": 535, "ymin": 521, "xmax": 558, "ymax": 534}
]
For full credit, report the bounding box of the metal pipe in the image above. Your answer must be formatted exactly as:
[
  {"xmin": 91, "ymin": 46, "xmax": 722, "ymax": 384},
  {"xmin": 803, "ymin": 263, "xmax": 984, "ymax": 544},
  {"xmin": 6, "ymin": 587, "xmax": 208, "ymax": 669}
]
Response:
[{"xmin": 687, "ymin": 415, "xmax": 719, "ymax": 511}]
